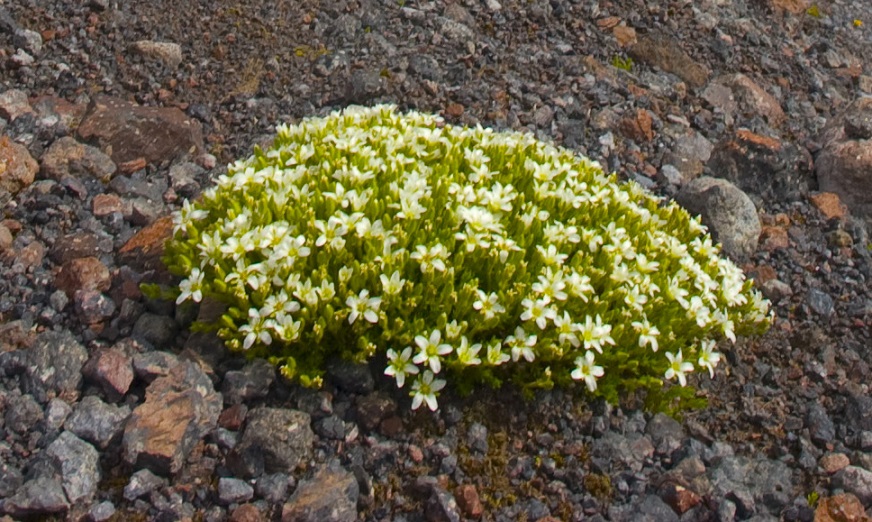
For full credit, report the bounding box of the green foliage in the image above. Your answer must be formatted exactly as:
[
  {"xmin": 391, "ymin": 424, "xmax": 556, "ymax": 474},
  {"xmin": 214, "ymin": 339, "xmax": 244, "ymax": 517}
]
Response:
[
  {"xmin": 610, "ymin": 55, "xmax": 634, "ymax": 72},
  {"xmin": 164, "ymin": 105, "xmax": 771, "ymax": 411}
]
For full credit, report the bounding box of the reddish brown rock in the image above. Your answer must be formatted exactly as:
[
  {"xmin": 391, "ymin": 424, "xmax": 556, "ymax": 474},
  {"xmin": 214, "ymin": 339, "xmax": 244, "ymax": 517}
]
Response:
[
  {"xmin": 82, "ymin": 348, "xmax": 134, "ymax": 402},
  {"xmin": 0, "ymin": 135, "xmax": 38, "ymax": 195},
  {"xmin": 613, "ymin": 25, "xmax": 637, "ymax": 47},
  {"xmin": 49, "ymin": 231, "xmax": 105, "ymax": 265},
  {"xmin": 706, "ymin": 129, "xmax": 814, "ymax": 201},
  {"xmin": 77, "ymin": 95, "xmax": 203, "ymax": 166},
  {"xmin": 122, "ymin": 360, "xmax": 221, "ymax": 475},
  {"xmin": 0, "ymin": 89, "xmax": 33, "ymax": 121},
  {"xmin": 230, "ymin": 504, "xmax": 265, "ymax": 522},
  {"xmin": 759, "ymin": 226, "xmax": 789, "ymax": 251},
  {"xmin": 770, "ymin": 0, "xmax": 809, "ymax": 14},
  {"xmin": 117, "ymin": 215, "xmax": 173, "ymax": 272},
  {"xmin": 455, "ymin": 484, "xmax": 484, "ymax": 519},
  {"xmin": 660, "ymin": 483, "xmax": 702, "ymax": 515},
  {"xmin": 281, "ymin": 466, "xmax": 358, "ymax": 522},
  {"xmin": 218, "ymin": 403, "xmax": 248, "ymax": 431},
  {"xmin": 809, "ymin": 193, "xmax": 848, "ymax": 221},
  {"xmin": 41, "ymin": 136, "xmax": 117, "ymax": 182},
  {"xmin": 30, "ymin": 96, "xmax": 88, "ymax": 130},
  {"xmin": 92, "ymin": 193, "xmax": 129, "ymax": 217},
  {"xmin": 0, "ymin": 224, "xmax": 13, "ymax": 252},
  {"xmin": 819, "ymin": 453, "xmax": 851, "ymax": 474},
  {"xmin": 54, "ymin": 256, "xmax": 111, "ymax": 298},
  {"xmin": 628, "ymin": 33, "xmax": 709, "ymax": 88},
  {"xmin": 704, "ymin": 73, "xmax": 786, "ymax": 127},
  {"xmin": 619, "ymin": 108, "xmax": 654, "ymax": 143},
  {"xmin": 814, "ymin": 493, "xmax": 870, "ymax": 522},
  {"xmin": 18, "ymin": 240, "xmax": 46, "ymax": 269}
]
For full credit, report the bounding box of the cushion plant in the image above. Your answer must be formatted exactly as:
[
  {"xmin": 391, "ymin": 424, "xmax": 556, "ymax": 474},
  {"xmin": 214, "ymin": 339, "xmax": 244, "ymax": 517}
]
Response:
[{"xmin": 164, "ymin": 104, "xmax": 771, "ymax": 411}]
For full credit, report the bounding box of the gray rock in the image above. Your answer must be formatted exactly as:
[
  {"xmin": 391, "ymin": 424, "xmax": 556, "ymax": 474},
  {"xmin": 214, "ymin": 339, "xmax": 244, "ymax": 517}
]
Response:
[
  {"xmin": 707, "ymin": 456, "xmax": 792, "ymax": 517},
  {"xmin": 610, "ymin": 494, "xmax": 679, "ymax": 522},
  {"xmin": 132, "ymin": 350, "xmax": 180, "ymax": 382},
  {"xmin": 132, "ymin": 313, "xmax": 179, "ymax": 349},
  {"xmin": 66, "ymin": 395, "xmax": 131, "ymax": 449},
  {"xmin": 89, "ymin": 500, "xmax": 116, "ymax": 522},
  {"xmin": 5, "ymin": 393, "xmax": 43, "ymax": 434},
  {"xmin": 12, "ymin": 29, "xmax": 42, "ymax": 55},
  {"xmin": 425, "ymin": 487, "xmax": 461, "ymax": 522},
  {"xmin": 1, "ymin": 476, "xmax": 69, "ymax": 516},
  {"xmin": 646, "ymin": 412, "xmax": 686, "ymax": 456},
  {"xmin": 805, "ymin": 403, "xmax": 835, "ymax": 446},
  {"xmin": 256, "ymin": 472, "xmax": 293, "ymax": 504},
  {"xmin": 833, "ymin": 466, "xmax": 872, "ymax": 504},
  {"xmin": 591, "ymin": 431, "xmax": 654, "ymax": 473},
  {"xmin": 1, "ymin": 330, "xmax": 88, "ymax": 403},
  {"xmin": 674, "ymin": 176, "xmax": 761, "ymax": 258},
  {"xmin": 761, "ymin": 279, "xmax": 793, "ymax": 301},
  {"xmin": 354, "ymin": 393, "xmax": 395, "ymax": 431},
  {"xmin": 123, "ymin": 468, "xmax": 168, "ymax": 501},
  {"xmin": 314, "ymin": 415, "xmax": 346, "ymax": 441},
  {"xmin": 74, "ymin": 289, "xmax": 116, "ymax": 324},
  {"xmin": 326, "ymin": 359, "xmax": 374, "ymax": 395},
  {"xmin": 281, "ymin": 464, "xmax": 359, "ymax": 522},
  {"xmin": 228, "ymin": 407, "xmax": 314, "ymax": 478},
  {"xmin": 467, "ymin": 422, "xmax": 489, "ymax": 454},
  {"xmin": 0, "ymin": 463, "xmax": 23, "ymax": 497},
  {"xmin": 806, "ymin": 288, "xmax": 834, "ymax": 318},
  {"xmin": 129, "ymin": 40, "xmax": 183, "ymax": 68},
  {"xmin": 222, "ymin": 358, "xmax": 275, "ymax": 405},
  {"xmin": 218, "ymin": 477, "xmax": 254, "ymax": 505},
  {"xmin": 44, "ymin": 398, "xmax": 72, "ymax": 433},
  {"xmin": 44, "ymin": 431, "xmax": 100, "ymax": 503},
  {"xmin": 846, "ymin": 394, "xmax": 872, "ymax": 432}
]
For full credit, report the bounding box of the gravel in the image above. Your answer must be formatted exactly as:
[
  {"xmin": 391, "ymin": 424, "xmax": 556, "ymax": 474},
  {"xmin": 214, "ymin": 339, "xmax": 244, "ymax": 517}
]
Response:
[{"xmin": 1, "ymin": 0, "xmax": 872, "ymax": 520}]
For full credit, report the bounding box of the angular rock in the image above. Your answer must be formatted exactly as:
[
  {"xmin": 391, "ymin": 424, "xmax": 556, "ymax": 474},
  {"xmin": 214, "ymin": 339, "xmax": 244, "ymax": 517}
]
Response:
[
  {"xmin": 44, "ymin": 397, "xmax": 73, "ymax": 433},
  {"xmin": 54, "ymin": 256, "xmax": 111, "ymax": 298},
  {"xmin": 662, "ymin": 129, "xmax": 714, "ymax": 180},
  {"xmin": 707, "ymin": 129, "xmax": 815, "ymax": 201},
  {"xmin": 82, "ymin": 348, "xmax": 134, "ymax": 401},
  {"xmin": 132, "ymin": 350, "xmax": 181, "ymax": 382},
  {"xmin": 65, "ymin": 395, "xmax": 130, "ymax": 449},
  {"xmin": 44, "ymin": 431, "xmax": 100, "ymax": 503},
  {"xmin": 281, "ymin": 464, "xmax": 359, "ymax": 522},
  {"xmin": 326, "ymin": 359, "xmax": 374, "ymax": 395},
  {"xmin": 40, "ymin": 136, "xmax": 117, "ymax": 182},
  {"xmin": 674, "ymin": 176, "xmax": 761, "ymax": 258},
  {"xmin": 1, "ymin": 330, "xmax": 88, "ymax": 403},
  {"xmin": 74, "ymin": 289, "xmax": 116, "ymax": 324},
  {"xmin": 816, "ymin": 98, "xmax": 872, "ymax": 219},
  {"xmin": 426, "ymin": 487, "xmax": 462, "ymax": 522},
  {"xmin": 5, "ymin": 394, "xmax": 43, "ymax": 434},
  {"xmin": 117, "ymin": 215, "xmax": 174, "ymax": 272},
  {"xmin": 628, "ymin": 33, "xmax": 709, "ymax": 88},
  {"xmin": 49, "ymin": 231, "xmax": 107, "ymax": 265},
  {"xmin": 833, "ymin": 466, "xmax": 872, "ymax": 505},
  {"xmin": 256, "ymin": 472, "xmax": 293, "ymax": 505},
  {"xmin": 703, "ymin": 74, "xmax": 786, "ymax": 127},
  {"xmin": 222, "ymin": 358, "xmax": 275, "ymax": 405},
  {"xmin": 88, "ymin": 501, "xmax": 116, "ymax": 522},
  {"xmin": 228, "ymin": 407, "xmax": 314, "ymax": 478},
  {"xmin": 132, "ymin": 312, "xmax": 179, "ymax": 349},
  {"xmin": 814, "ymin": 492, "xmax": 868, "ymax": 522},
  {"xmin": 0, "ymin": 89, "xmax": 33, "ymax": 121},
  {"xmin": 130, "ymin": 40, "xmax": 183, "ymax": 68},
  {"xmin": 218, "ymin": 477, "xmax": 254, "ymax": 505},
  {"xmin": 454, "ymin": 484, "xmax": 483, "ymax": 519},
  {"xmin": 123, "ymin": 468, "xmax": 167, "ymax": 501},
  {"xmin": 0, "ymin": 135, "xmax": 38, "ymax": 195},
  {"xmin": 123, "ymin": 360, "xmax": 222, "ymax": 475},
  {"xmin": 707, "ymin": 456, "xmax": 793, "ymax": 516},
  {"xmin": 0, "ymin": 476, "xmax": 69, "ymax": 517},
  {"xmin": 354, "ymin": 393, "xmax": 397, "ymax": 432}
]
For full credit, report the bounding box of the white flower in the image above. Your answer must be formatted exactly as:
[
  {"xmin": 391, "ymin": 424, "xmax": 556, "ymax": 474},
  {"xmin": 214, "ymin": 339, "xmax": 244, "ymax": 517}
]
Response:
[
  {"xmin": 536, "ymin": 244, "xmax": 568, "ymax": 266},
  {"xmin": 473, "ymin": 290, "xmax": 505, "ymax": 319},
  {"xmin": 505, "ymin": 326, "xmax": 537, "ymax": 362},
  {"xmin": 520, "ymin": 298, "xmax": 557, "ymax": 330},
  {"xmin": 486, "ymin": 341, "xmax": 511, "ymax": 366},
  {"xmin": 410, "ymin": 243, "xmax": 449, "ymax": 273},
  {"xmin": 578, "ymin": 315, "xmax": 615, "ymax": 354},
  {"xmin": 239, "ymin": 308, "xmax": 272, "ymax": 350},
  {"xmin": 697, "ymin": 340, "xmax": 721, "ymax": 378},
  {"xmin": 632, "ymin": 319, "xmax": 660, "ymax": 352},
  {"xmin": 412, "ymin": 329, "xmax": 453, "ymax": 373},
  {"xmin": 379, "ymin": 271, "xmax": 406, "ymax": 295},
  {"xmin": 566, "ymin": 272, "xmax": 593, "ymax": 302},
  {"xmin": 411, "ymin": 371, "xmax": 447, "ymax": 411},
  {"xmin": 177, "ymin": 267, "xmax": 205, "ymax": 304},
  {"xmin": 456, "ymin": 337, "xmax": 482, "ymax": 366},
  {"xmin": 571, "ymin": 350, "xmax": 605, "ymax": 392},
  {"xmin": 623, "ymin": 284, "xmax": 648, "ymax": 312},
  {"xmin": 384, "ymin": 347, "xmax": 419, "ymax": 388},
  {"xmin": 445, "ymin": 320, "xmax": 464, "ymax": 340},
  {"xmin": 552, "ymin": 312, "xmax": 581, "ymax": 348},
  {"xmin": 346, "ymin": 289, "xmax": 382, "ymax": 325},
  {"xmin": 665, "ymin": 350, "xmax": 694, "ymax": 386}
]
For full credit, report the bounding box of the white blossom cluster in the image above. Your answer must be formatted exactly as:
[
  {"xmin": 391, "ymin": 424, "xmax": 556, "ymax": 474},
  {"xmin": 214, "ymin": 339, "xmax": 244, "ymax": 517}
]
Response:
[{"xmin": 166, "ymin": 104, "xmax": 771, "ymax": 411}]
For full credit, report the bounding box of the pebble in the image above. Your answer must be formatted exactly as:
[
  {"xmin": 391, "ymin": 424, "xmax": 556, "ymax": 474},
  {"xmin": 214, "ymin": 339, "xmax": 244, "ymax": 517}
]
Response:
[{"xmin": 218, "ymin": 477, "xmax": 254, "ymax": 505}]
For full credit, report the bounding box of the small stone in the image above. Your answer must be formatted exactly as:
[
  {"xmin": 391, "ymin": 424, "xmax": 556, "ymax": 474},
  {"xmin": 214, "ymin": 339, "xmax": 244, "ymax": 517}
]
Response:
[
  {"xmin": 132, "ymin": 351, "xmax": 180, "ymax": 382},
  {"xmin": 88, "ymin": 500, "xmax": 116, "ymax": 522},
  {"xmin": 92, "ymin": 193, "xmax": 128, "ymax": 216},
  {"xmin": 130, "ymin": 40, "xmax": 183, "ymax": 68},
  {"xmin": 660, "ymin": 483, "xmax": 702, "ymax": 515},
  {"xmin": 218, "ymin": 477, "xmax": 255, "ymax": 505},
  {"xmin": 44, "ymin": 397, "xmax": 72, "ymax": 432},
  {"xmin": 619, "ymin": 108, "xmax": 654, "ymax": 142},
  {"xmin": 467, "ymin": 422, "xmax": 489, "ymax": 454},
  {"xmin": 82, "ymin": 348, "xmax": 134, "ymax": 401},
  {"xmin": 12, "ymin": 29, "xmax": 42, "ymax": 54},
  {"xmin": 65, "ymin": 395, "xmax": 130, "ymax": 449},
  {"xmin": 123, "ymin": 468, "xmax": 167, "ymax": 501},
  {"xmin": 49, "ymin": 231, "xmax": 105, "ymax": 264},
  {"xmin": 807, "ymin": 289, "xmax": 835, "ymax": 318},
  {"xmin": 809, "ymin": 192, "xmax": 848, "ymax": 220},
  {"xmin": 5, "ymin": 330, "xmax": 88, "ymax": 403},
  {"xmin": 815, "ymin": 492, "xmax": 868, "ymax": 522},
  {"xmin": 0, "ymin": 135, "xmax": 38, "ymax": 195},
  {"xmin": 5, "ymin": 394, "xmax": 43, "ymax": 434},
  {"xmin": 222, "ymin": 358, "xmax": 275, "ymax": 405},
  {"xmin": 256, "ymin": 473, "xmax": 292, "ymax": 504},
  {"xmin": 759, "ymin": 226, "xmax": 789, "ymax": 251},
  {"xmin": 230, "ymin": 504, "xmax": 263, "ymax": 522},
  {"xmin": 314, "ymin": 415, "xmax": 346, "ymax": 441},
  {"xmin": 819, "ymin": 453, "xmax": 850, "ymax": 474},
  {"xmin": 281, "ymin": 464, "xmax": 359, "ymax": 522},
  {"xmin": 425, "ymin": 487, "xmax": 462, "ymax": 522},
  {"xmin": 40, "ymin": 136, "xmax": 117, "ymax": 182},
  {"xmin": 74, "ymin": 289, "xmax": 116, "ymax": 324},
  {"xmin": 326, "ymin": 359, "xmax": 374, "ymax": 395},
  {"xmin": 228, "ymin": 407, "xmax": 314, "ymax": 478},
  {"xmin": 833, "ymin": 466, "xmax": 872, "ymax": 505},
  {"xmin": 117, "ymin": 215, "xmax": 174, "ymax": 272},
  {"xmin": 44, "ymin": 431, "xmax": 101, "ymax": 503},
  {"xmin": 1, "ymin": 476, "xmax": 69, "ymax": 516},
  {"xmin": 0, "ymin": 89, "xmax": 33, "ymax": 121},
  {"xmin": 132, "ymin": 312, "xmax": 179, "ymax": 349},
  {"xmin": 761, "ymin": 279, "xmax": 793, "ymax": 301},
  {"xmin": 219, "ymin": 403, "xmax": 249, "ymax": 431},
  {"xmin": 629, "ymin": 33, "xmax": 709, "ymax": 88},
  {"xmin": 54, "ymin": 256, "xmax": 111, "ymax": 298},
  {"xmin": 454, "ymin": 484, "xmax": 483, "ymax": 519},
  {"xmin": 354, "ymin": 393, "xmax": 397, "ymax": 432}
]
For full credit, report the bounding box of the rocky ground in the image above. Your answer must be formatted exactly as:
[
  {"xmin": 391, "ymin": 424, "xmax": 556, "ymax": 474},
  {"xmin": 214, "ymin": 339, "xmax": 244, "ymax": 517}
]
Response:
[{"xmin": 1, "ymin": 0, "xmax": 872, "ymax": 520}]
